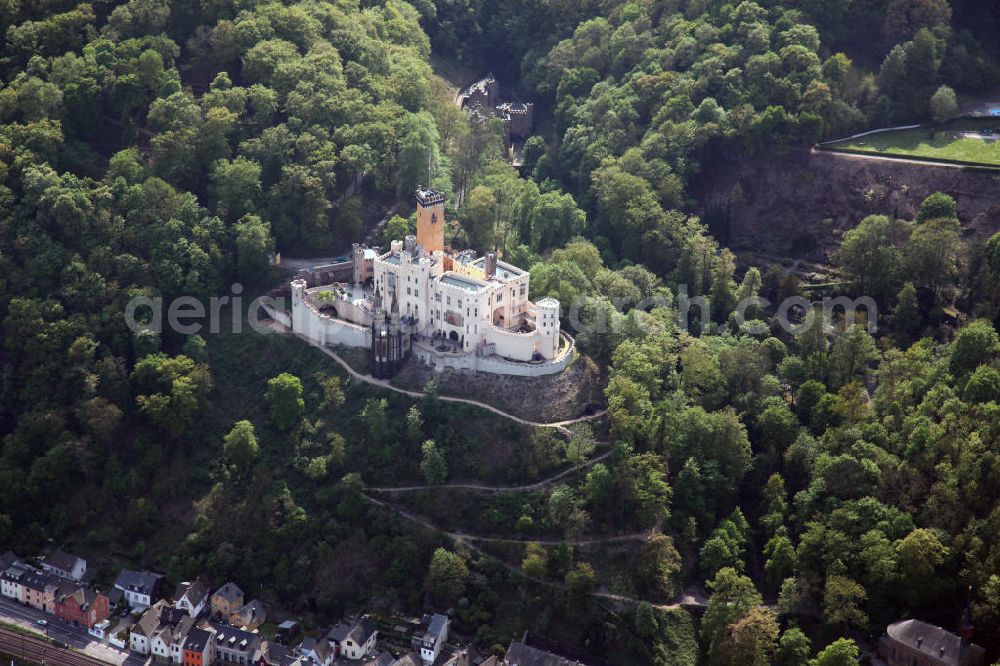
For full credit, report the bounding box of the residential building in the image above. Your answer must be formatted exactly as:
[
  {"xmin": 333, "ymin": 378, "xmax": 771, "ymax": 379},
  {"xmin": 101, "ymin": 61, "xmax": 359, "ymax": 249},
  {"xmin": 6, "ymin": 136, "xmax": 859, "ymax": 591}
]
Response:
[
  {"xmin": 1, "ymin": 562, "xmax": 32, "ymax": 602},
  {"xmin": 131, "ymin": 601, "xmax": 169, "ymax": 655},
  {"xmin": 880, "ymin": 619, "xmax": 986, "ymax": 666},
  {"xmin": 129, "ymin": 600, "xmax": 199, "ymax": 662},
  {"xmin": 21, "ymin": 571, "xmax": 64, "ymax": 614},
  {"xmin": 230, "ymin": 598, "xmax": 266, "ymax": 630},
  {"xmin": 297, "ymin": 636, "xmax": 332, "ymax": 665},
  {"xmin": 255, "ymin": 640, "xmax": 294, "ymax": 666},
  {"xmin": 40, "ymin": 551, "xmax": 87, "ymax": 582},
  {"xmin": 174, "ymin": 580, "xmax": 210, "ymax": 618},
  {"xmin": 149, "ymin": 605, "xmax": 197, "ymax": 664},
  {"xmin": 327, "ymin": 617, "xmax": 377, "ymax": 660},
  {"xmin": 212, "ymin": 622, "xmax": 261, "ymax": 664},
  {"xmin": 183, "ymin": 627, "xmax": 216, "ymax": 666},
  {"xmin": 211, "ymin": 582, "xmax": 245, "ymax": 618},
  {"xmin": 115, "ymin": 569, "xmax": 165, "ymax": 609},
  {"xmin": 412, "ymin": 614, "xmax": 448, "ymax": 666},
  {"xmin": 55, "ymin": 586, "xmax": 110, "ymax": 629},
  {"xmin": 503, "ymin": 641, "xmax": 587, "ymax": 666},
  {"xmin": 107, "ymin": 586, "xmax": 125, "ymax": 613}
]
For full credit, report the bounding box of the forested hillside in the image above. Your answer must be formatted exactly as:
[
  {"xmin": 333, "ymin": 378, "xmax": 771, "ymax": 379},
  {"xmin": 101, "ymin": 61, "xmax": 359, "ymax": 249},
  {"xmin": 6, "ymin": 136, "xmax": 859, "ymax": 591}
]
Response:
[
  {"xmin": 0, "ymin": 0, "xmax": 439, "ymax": 529},
  {"xmin": 3, "ymin": 0, "xmax": 1000, "ymax": 663}
]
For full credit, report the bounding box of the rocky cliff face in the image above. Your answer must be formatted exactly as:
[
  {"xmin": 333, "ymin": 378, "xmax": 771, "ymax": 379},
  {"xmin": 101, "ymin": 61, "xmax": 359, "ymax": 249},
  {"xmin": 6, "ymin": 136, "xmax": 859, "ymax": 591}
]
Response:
[
  {"xmin": 391, "ymin": 354, "xmax": 605, "ymax": 422},
  {"xmin": 701, "ymin": 149, "xmax": 1000, "ymax": 260}
]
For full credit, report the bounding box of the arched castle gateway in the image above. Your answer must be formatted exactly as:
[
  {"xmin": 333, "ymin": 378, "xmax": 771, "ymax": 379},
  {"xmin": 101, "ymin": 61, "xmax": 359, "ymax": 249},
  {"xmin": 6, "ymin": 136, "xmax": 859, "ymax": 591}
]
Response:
[{"xmin": 289, "ymin": 189, "xmax": 574, "ymax": 378}]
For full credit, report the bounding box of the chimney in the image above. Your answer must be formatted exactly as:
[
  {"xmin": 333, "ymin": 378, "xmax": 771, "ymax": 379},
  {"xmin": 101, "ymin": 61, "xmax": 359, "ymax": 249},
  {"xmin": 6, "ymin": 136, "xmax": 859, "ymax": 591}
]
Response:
[
  {"xmin": 405, "ymin": 234, "xmax": 417, "ymax": 254},
  {"xmin": 485, "ymin": 252, "xmax": 497, "ymax": 279}
]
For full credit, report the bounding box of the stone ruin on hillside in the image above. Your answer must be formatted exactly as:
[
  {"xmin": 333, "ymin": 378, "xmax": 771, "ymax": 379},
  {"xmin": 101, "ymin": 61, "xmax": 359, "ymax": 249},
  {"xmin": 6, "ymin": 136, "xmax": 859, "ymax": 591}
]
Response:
[{"xmin": 459, "ymin": 74, "xmax": 534, "ymax": 164}]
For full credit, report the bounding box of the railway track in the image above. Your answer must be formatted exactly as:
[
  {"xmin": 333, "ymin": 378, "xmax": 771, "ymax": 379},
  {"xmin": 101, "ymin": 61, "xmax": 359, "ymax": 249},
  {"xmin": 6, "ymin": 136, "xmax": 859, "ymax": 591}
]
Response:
[{"xmin": 0, "ymin": 626, "xmax": 111, "ymax": 665}]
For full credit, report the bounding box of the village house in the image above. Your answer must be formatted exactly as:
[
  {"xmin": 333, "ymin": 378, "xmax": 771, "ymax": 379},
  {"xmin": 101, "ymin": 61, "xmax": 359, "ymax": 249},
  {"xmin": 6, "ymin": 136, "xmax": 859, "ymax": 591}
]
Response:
[
  {"xmin": 40, "ymin": 551, "xmax": 87, "ymax": 582},
  {"xmin": 327, "ymin": 617, "xmax": 378, "ymax": 660},
  {"xmin": 297, "ymin": 635, "xmax": 333, "ymax": 665},
  {"xmin": 54, "ymin": 586, "xmax": 110, "ymax": 629},
  {"xmin": 502, "ymin": 640, "xmax": 588, "ymax": 666},
  {"xmin": 174, "ymin": 580, "xmax": 211, "ymax": 618},
  {"xmin": 880, "ymin": 619, "xmax": 986, "ymax": 666},
  {"xmin": 1, "ymin": 561, "xmax": 32, "ymax": 603},
  {"xmin": 255, "ymin": 640, "xmax": 295, "ymax": 666},
  {"xmin": 212, "ymin": 622, "xmax": 261, "ymax": 664},
  {"xmin": 412, "ymin": 614, "xmax": 448, "ymax": 666},
  {"xmin": 230, "ymin": 598, "xmax": 266, "ymax": 630},
  {"xmin": 183, "ymin": 626, "xmax": 216, "ymax": 666},
  {"xmin": 156, "ymin": 606, "xmax": 198, "ymax": 664},
  {"xmin": 20, "ymin": 570, "xmax": 65, "ymax": 614},
  {"xmin": 131, "ymin": 601, "xmax": 169, "ymax": 655},
  {"xmin": 211, "ymin": 582, "xmax": 244, "ymax": 619},
  {"xmin": 115, "ymin": 569, "xmax": 165, "ymax": 609}
]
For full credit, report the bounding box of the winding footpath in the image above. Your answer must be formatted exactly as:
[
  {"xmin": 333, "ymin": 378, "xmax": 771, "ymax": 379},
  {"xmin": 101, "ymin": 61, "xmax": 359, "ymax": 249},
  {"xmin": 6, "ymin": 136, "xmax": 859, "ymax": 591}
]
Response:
[
  {"xmin": 366, "ymin": 448, "xmax": 613, "ymax": 493},
  {"xmin": 362, "ymin": 493, "xmax": 648, "ymax": 547},
  {"xmin": 361, "ymin": 492, "xmax": 706, "ymax": 611},
  {"xmin": 276, "ymin": 325, "xmax": 707, "ymax": 611},
  {"xmin": 290, "ymin": 331, "xmax": 607, "ymax": 434}
]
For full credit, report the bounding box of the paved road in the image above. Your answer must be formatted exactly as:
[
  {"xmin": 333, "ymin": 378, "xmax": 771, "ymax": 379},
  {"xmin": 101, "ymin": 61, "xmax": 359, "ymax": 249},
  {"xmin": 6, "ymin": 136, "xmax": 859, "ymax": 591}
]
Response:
[
  {"xmin": 0, "ymin": 597, "xmax": 142, "ymax": 665},
  {"xmin": 814, "ymin": 146, "xmax": 968, "ymax": 168}
]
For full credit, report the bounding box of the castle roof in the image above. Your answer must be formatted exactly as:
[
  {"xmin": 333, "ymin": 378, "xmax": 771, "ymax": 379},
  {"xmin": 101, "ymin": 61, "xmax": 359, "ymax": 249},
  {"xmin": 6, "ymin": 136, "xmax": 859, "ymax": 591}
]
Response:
[{"xmin": 440, "ymin": 273, "xmax": 486, "ymax": 292}]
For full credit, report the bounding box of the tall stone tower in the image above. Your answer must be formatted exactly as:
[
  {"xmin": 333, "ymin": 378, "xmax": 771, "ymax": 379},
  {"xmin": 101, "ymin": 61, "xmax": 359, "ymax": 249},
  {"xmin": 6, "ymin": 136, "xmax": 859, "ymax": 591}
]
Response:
[
  {"xmin": 415, "ymin": 188, "xmax": 445, "ymax": 255},
  {"xmin": 535, "ymin": 297, "xmax": 561, "ymax": 360}
]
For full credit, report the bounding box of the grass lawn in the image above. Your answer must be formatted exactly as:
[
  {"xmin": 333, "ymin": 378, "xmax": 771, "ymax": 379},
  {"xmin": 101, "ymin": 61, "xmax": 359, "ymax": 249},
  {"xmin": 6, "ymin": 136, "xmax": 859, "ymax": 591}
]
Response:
[{"xmin": 828, "ymin": 126, "xmax": 1000, "ymax": 165}]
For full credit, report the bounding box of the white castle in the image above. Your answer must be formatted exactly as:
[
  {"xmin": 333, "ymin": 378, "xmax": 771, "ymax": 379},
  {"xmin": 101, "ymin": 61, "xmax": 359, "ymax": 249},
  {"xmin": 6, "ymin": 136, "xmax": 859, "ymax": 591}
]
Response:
[{"xmin": 289, "ymin": 189, "xmax": 573, "ymax": 377}]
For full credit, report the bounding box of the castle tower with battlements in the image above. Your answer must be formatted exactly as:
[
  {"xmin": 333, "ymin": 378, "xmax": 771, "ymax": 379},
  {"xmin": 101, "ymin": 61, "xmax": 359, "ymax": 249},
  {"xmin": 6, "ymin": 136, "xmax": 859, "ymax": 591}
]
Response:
[{"xmin": 415, "ymin": 188, "xmax": 445, "ymax": 255}]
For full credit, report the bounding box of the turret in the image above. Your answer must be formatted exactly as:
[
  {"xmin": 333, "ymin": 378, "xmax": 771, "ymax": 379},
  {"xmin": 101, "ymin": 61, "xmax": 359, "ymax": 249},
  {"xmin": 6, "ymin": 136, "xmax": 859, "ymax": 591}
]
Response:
[
  {"xmin": 291, "ymin": 279, "xmax": 308, "ymax": 335},
  {"xmin": 534, "ymin": 297, "xmax": 561, "ymax": 360},
  {"xmin": 352, "ymin": 244, "xmax": 365, "ymax": 285}
]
